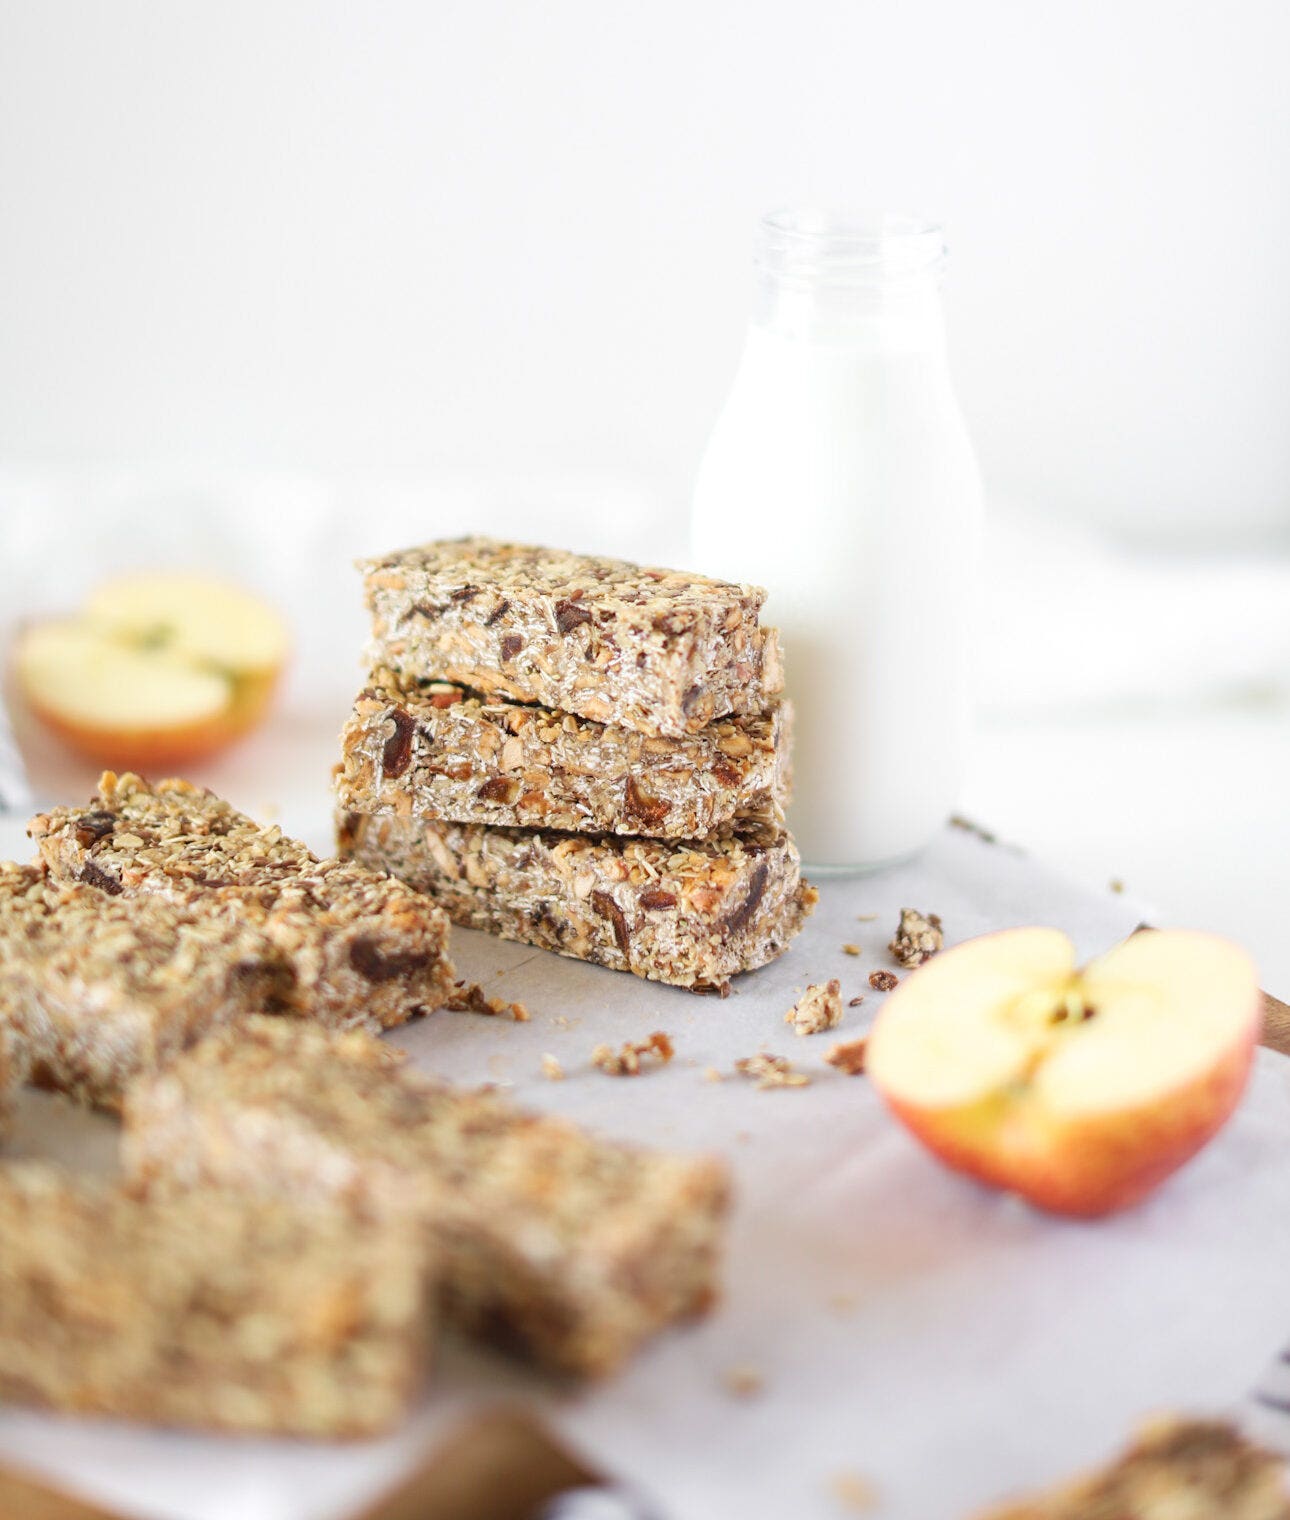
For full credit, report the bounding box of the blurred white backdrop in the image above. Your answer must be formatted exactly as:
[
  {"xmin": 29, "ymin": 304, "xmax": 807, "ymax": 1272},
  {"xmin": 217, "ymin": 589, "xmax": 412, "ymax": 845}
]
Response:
[{"xmin": 1, "ymin": 0, "xmax": 1288, "ymax": 984}]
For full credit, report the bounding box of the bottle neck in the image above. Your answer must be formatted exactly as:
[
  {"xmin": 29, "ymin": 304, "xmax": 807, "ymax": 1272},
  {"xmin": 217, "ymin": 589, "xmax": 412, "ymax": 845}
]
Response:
[{"xmin": 751, "ymin": 209, "xmax": 948, "ymax": 349}]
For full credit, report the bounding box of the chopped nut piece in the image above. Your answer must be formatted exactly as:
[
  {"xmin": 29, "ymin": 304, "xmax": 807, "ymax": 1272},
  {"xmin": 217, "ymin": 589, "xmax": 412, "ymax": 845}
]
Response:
[
  {"xmin": 825, "ymin": 1038, "xmax": 868, "ymax": 1076},
  {"xmin": 847, "ymin": 996, "xmax": 865, "ymax": 1008},
  {"xmin": 591, "ymin": 1031, "xmax": 675, "ymax": 1076},
  {"xmin": 443, "ymin": 981, "xmax": 530, "ymax": 1021},
  {"xmin": 735, "ymin": 1053, "xmax": 810, "ymax": 1090},
  {"xmin": 784, "ymin": 980, "xmax": 843, "ymax": 1037},
  {"xmin": 855, "ymin": 913, "xmax": 879, "ymax": 922},
  {"xmin": 722, "ymin": 1365, "xmax": 764, "ymax": 1398},
  {"xmin": 889, "ymin": 907, "xmax": 944, "ymax": 968},
  {"xmin": 868, "ymin": 970, "xmax": 899, "ymax": 992},
  {"xmin": 841, "ymin": 943, "xmax": 862, "ymax": 956},
  {"xmin": 830, "ymin": 1472, "xmax": 879, "ymax": 1512},
  {"xmin": 540, "ymin": 1055, "xmax": 565, "ymax": 1081}
]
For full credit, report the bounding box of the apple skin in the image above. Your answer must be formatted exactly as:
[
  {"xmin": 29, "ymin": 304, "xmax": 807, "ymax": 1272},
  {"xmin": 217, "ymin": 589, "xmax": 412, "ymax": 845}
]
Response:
[
  {"xmin": 881, "ymin": 1020, "xmax": 1259, "ymax": 1218},
  {"xmin": 23, "ymin": 667, "xmax": 280, "ymax": 769}
]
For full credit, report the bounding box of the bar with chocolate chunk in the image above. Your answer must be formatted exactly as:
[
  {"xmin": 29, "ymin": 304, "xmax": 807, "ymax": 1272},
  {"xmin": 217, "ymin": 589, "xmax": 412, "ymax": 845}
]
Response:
[
  {"xmin": 0, "ymin": 1162, "xmax": 431, "ymax": 1436},
  {"xmin": 337, "ymin": 667, "xmax": 792, "ymax": 839},
  {"xmin": 123, "ymin": 1017, "xmax": 731, "ymax": 1379},
  {"xmin": 0, "ymin": 862, "xmax": 290, "ymax": 1109},
  {"xmin": 29, "ymin": 771, "xmax": 455, "ymax": 1033},
  {"xmin": 360, "ymin": 536, "xmax": 783, "ymax": 740},
  {"xmin": 337, "ymin": 811, "xmax": 815, "ymax": 992}
]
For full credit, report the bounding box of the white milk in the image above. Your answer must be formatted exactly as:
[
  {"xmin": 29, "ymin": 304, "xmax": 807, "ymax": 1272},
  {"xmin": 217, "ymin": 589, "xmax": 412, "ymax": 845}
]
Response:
[{"xmin": 692, "ymin": 211, "xmax": 982, "ymax": 871}]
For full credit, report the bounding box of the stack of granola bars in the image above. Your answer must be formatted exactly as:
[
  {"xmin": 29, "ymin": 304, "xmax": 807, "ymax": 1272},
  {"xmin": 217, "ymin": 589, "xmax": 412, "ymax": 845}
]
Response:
[{"xmin": 335, "ymin": 537, "xmax": 817, "ymax": 992}]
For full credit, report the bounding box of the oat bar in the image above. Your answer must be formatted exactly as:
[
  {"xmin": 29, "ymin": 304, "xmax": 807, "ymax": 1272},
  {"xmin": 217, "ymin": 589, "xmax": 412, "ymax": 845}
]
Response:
[
  {"xmin": 0, "ymin": 1162, "xmax": 430, "ymax": 1437},
  {"xmin": 30, "ymin": 771, "xmax": 455, "ymax": 1032},
  {"xmin": 337, "ymin": 668, "xmax": 791, "ymax": 839},
  {"xmin": 123, "ymin": 1017, "xmax": 730, "ymax": 1378},
  {"xmin": 361, "ymin": 536, "xmax": 784, "ymax": 739},
  {"xmin": 0, "ymin": 862, "xmax": 290, "ymax": 1109},
  {"xmin": 337, "ymin": 811, "xmax": 816, "ymax": 991},
  {"xmin": 0, "ymin": 1025, "xmax": 21, "ymax": 1141}
]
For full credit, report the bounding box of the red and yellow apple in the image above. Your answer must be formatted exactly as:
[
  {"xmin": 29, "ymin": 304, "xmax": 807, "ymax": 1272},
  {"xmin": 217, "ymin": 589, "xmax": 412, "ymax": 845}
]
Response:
[
  {"xmin": 13, "ymin": 574, "xmax": 289, "ymax": 768},
  {"xmin": 865, "ymin": 927, "xmax": 1262, "ymax": 1217}
]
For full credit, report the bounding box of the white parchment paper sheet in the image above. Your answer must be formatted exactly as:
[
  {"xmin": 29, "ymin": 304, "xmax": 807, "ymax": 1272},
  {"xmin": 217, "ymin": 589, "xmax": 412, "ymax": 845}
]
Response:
[{"xmin": 0, "ymin": 818, "xmax": 1286, "ymax": 1520}]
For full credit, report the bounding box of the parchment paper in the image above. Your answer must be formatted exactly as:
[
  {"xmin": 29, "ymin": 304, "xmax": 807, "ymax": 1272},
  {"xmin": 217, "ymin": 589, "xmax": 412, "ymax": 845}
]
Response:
[{"xmin": 1, "ymin": 817, "xmax": 1287, "ymax": 1520}]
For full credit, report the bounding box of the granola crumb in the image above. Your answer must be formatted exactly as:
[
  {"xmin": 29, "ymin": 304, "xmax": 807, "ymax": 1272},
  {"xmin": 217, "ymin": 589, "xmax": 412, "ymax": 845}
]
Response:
[
  {"xmin": 888, "ymin": 908, "xmax": 943, "ymax": 968},
  {"xmin": 723, "ymin": 1365, "xmax": 764, "ymax": 1398},
  {"xmin": 825, "ymin": 1037, "xmax": 868, "ymax": 1076},
  {"xmin": 444, "ymin": 981, "xmax": 530, "ymax": 1021},
  {"xmin": 785, "ymin": 979, "xmax": 843, "ymax": 1036},
  {"xmin": 829, "ymin": 1471, "xmax": 878, "ymax": 1511},
  {"xmin": 551, "ymin": 1014, "xmax": 579, "ymax": 1029},
  {"xmin": 855, "ymin": 912, "xmax": 879, "ymax": 922},
  {"xmin": 868, "ymin": 969, "xmax": 899, "ymax": 992},
  {"xmin": 847, "ymin": 996, "xmax": 865, "ymax": 1008},
  {"xmin": 1110, "ymin": 877, "xmax": 1125, "ymax": 894},
  {"xmin": 735, "ymin": 1053, "xmax": 810, "ymax": 1089},
  {"xmin": 540, "ymin": 1054, "xmax": 564, "ymax": 1081},
  {"xmin": 841, "ymin": 943, "xmax": 862, "ymax": 957},
  {"xmin": 702, "ymin": 1066, "xmax": 725, "ymax": 1083},
  {"xmin": 591, "ymin": 1031, "xmax": 675, "ymax": 1076}
]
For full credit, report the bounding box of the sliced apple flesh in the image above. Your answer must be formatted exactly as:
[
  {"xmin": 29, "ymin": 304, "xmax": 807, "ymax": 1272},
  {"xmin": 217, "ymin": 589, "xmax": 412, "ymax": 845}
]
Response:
[
  {"xmin": 866, "ymin": 927, "xmax": 1262, "ymax": 1217},
  {"xmin": 14, "ymin": 575, "xmax": 288, "ymax": 767}
]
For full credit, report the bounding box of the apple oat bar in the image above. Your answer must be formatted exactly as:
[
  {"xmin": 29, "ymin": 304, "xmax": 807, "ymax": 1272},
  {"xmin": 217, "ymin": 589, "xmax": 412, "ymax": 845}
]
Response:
[
  {"xmin": 29, "ymin": 771, "xmax": 455, "ymax": 1032},
  {"xmin": 123, "ymin": 1016, "xmax": 731, "ymax": 1378},
  {"xmin": 337, "ymin": 667, "xmax": 792, "ymax": 838},
  {"xmin": 337, "ymin": 811, "xmax": 816, "ymax": 992},
  {"xmin": 0, "ymin": 1162, "xmax": 431, "ymax": 1437},
  {"xmin": 361, "ymin": 536, "xmax": 784, "ymax": 739},
  {"xmin": 0, "ymin": 861, "xmax": 291, "ymax": 1109}
]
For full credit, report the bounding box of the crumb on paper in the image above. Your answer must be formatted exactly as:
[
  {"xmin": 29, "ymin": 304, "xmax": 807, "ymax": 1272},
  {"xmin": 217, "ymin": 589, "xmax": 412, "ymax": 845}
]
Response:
[
  {"xmin": 841, "ymin": 943, "xmax": 862, "ymax": 957},
  {"xmin": 444, "ymin": 981, "xmax": 530, "ymax": 1021},
  {"xmin": 847, "ymin": 995, "xmax": 865, "ymax": 1008},
  {"xmin": 889, "ymin": 908, "xmax": 943, "ymax": 968},
  {"xmin": 868, "ymin": 969, "xmax": 899, "ymax": 992},
  {"xmin": 702, "ymin": 1066, "xmax": 725, "ymax": 1083},
  {"xmin": 825, "ymin": 1037, "xmax": 868, "ymax": 1076},
  {"xmin": 735, "ymin": 1053, "xmax": 810, "ymax": 1090},
  {"xmin": 829, "ymin": 1471, "xmax": 878, "ymax": 1511},
  {"xmin": 855, "ymin": 912, "xmax": 878, "ymax": 922},
  {"xmin": 1110, "ymin": 877, "xmax": 1125, "ymax": 894},
  {"xmin": 785, "ymin": 979, "xmax": 843, "ymax": 1036},
  {"xmin": 723, "ymin": 1365, "xmax": 764, "ymax": 1398},
  {"xmin": 540, "ymin": 1054, "xmax": 564, "ymax": 1081},
  {"xmin": 591, "ymin": 1031, "xmax": 674, "ymax": 1076}
]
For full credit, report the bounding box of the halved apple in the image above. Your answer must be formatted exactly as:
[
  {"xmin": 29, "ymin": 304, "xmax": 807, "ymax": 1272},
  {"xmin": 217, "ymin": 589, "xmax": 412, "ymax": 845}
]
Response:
[
  {"xmin": 866, "ymin": 927, "xmax": 1262, "ymax": 1217},
  {"xmin": 14, "ymin": 574, "xmax": 288, "ymax": 767}
]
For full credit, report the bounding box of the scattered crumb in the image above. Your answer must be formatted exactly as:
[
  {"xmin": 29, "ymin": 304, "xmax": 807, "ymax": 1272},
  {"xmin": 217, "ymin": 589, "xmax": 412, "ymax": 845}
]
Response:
[
  {"xmin": 825, "ymin": 1037, "xmax": 868, "ymax": 1076},
  {"xmin": 735, "ymin": 1053, "xmax": 811, "ymax": 1090},
  {"xmin": 591, "ymin": 1031, "xmax": 674, "ymax": 1076},
  {"xmin": 847, "ymin": 995, "xmax": 865, "ymax": 1008},
  {"xmin": 828, "ymin": 1292, "xmax": 858, "ymax": 1315},
  {"xmin": 868, "ymin": 969, "xmax": 899, "ymax": 992},
  {"xmin": 841, "ymin": 943, "xmax": 862, "ymax": 957},
  {"xmin": 444, "ymin": 981, "xmax": 531, "ymax": 1021},
  {"xmin": 829, "ymin": 1471, "xmax": 878, "ymax": 1511},
  {"xmin": 1110, "ymin": 877, "xmax": 1125, "ymax": 894},
  {"xmin": 889, "ymin": 907, "xmax": 944, "ymax": 968},
  {"xmin": 540, "ymin": 1054, "xmax": 564, "ymax": 1081},
  {"xmin": 702, "ymin": 1066, "xmax": 725, "ymax": 1083},
  {"xmin": 723, "ymin": 1365, "xmax": 764, "ymax": 1398},
  {"xmin": 551, "ymin": 1013, "xmax": 579, "ymax": 1030},
  {"xmin": 855, "ymin": 912, "xmax": 879, "ymax": 922},
  {"xmin": 785, "ymin": 979, "xmax": 843, "ymax": 1036}
]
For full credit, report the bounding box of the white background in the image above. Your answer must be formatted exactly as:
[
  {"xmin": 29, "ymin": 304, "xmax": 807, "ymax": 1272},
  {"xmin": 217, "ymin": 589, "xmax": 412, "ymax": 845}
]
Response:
[{"xmin": 0, "ymin": 1, "xmax": 1288, "ymax": 989}]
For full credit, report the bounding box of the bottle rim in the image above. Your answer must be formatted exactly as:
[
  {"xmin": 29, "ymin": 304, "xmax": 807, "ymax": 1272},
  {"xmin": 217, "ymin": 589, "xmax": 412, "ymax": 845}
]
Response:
[{"xmin": 755, "ymin": 208, "xmax": 946, "ymax": 286}]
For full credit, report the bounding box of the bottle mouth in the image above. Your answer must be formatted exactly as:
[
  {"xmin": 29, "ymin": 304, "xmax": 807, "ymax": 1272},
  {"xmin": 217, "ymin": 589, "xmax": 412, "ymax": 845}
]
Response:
[{"xmin": 755, "ymin": 208, "xmax": 946, "ymax": 287}]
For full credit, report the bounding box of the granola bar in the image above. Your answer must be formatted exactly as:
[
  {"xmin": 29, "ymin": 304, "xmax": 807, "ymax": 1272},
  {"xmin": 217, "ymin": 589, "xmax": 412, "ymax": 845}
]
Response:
[
  {"xmin": 337, "ymin": 811, "xmax": 816, "ymax": 991},
  {"xmin": 122, "ymin": 1017, "xmax": 731, "ymax": 1378},
  {"xmin": 30, "ymin": 771, "xmax": 455, "ymax": 1032},
  {"xmin": 337, "ymin": 668, "xmax": 792, "ymax": 838},
  {"xmin": 0, "ymin": 862, "xmax": 290, "ymax": 1109},
  {"xmin": 0, "ymin": 1162, "xmax": 430, "ymax": 1436},
  {"xmin": 360, "ymin": 537, "xmax": 784, "ymax": 739},
  {"xmin": 0, "ymin": 1024, "xmax": 20, "ymax": 1141},
  {"xmin": 974, "ymin": 1417, "xmax": 1290, "ymax": 1519}
]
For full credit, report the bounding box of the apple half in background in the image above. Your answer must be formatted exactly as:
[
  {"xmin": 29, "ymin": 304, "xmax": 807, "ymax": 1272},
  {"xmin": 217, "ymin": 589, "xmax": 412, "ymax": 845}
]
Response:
[
  {"xmin": 13, "ymin": 574, "xmax": 289, "ymax": 768},
  {"xmin": 866, "ymin": 926, "xmax": 1262, "ymax": 1218}
]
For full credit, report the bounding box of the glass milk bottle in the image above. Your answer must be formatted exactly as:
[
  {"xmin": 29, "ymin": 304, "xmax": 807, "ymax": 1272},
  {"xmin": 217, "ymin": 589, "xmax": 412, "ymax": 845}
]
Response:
[{"xmin": 692, "ymin": 210, "xmax": 982, "ymax": 871}]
